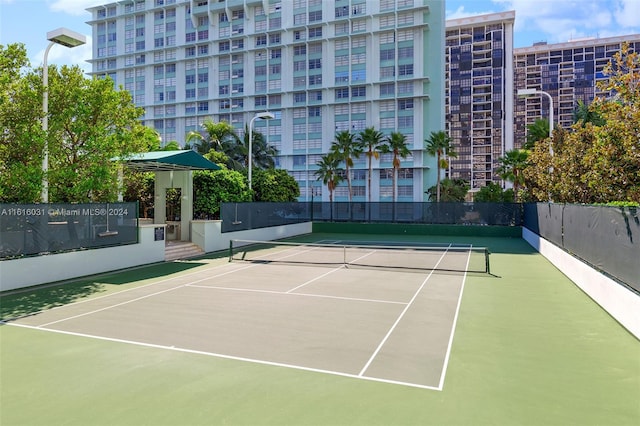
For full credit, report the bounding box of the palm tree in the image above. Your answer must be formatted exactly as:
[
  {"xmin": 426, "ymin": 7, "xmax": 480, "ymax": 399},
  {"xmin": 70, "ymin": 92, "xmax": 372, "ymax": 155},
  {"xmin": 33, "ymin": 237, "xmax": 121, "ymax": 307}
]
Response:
[
  {"xmin": 524, "ymin": 119, "xmax": 550, "ymax": 150},
  {"xmin": 496, "ymin": 149, "xmax": 529, "ymax": 202},
  {"xmin": 314, "ymin": 153, "xmax": 344, "ymax": 205},
  {"xmin": 382, "ymin": 131, "xmax": 411, "ymax": 202},
  {"xmin": 572, "ymin": 100, "xmax": 605, "ymax": 127},
  {"xmin": 185, "ymin": 119, "xmax": 236, "ymax": 154},
  {"xmin": 225, "ymin": 124, "xmax": 277, "ymax": 171},
  {"xmin": 424, "ymin": 130, "xmax": 457, "ymax": 202},
  {"xmin": 357, "ymin": 127, "xmax": 385, "ymax": 203},
  {"xmin": 329, "ymin": 130, "xmax": 361, "ymax": 202}
]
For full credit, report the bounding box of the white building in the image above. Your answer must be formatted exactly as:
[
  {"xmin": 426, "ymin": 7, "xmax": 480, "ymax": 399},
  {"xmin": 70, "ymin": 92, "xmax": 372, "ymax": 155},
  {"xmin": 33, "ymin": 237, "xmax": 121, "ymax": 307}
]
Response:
[{"xmin": 87, "ymin": 0, "xmax": 446, "ymax": 202}]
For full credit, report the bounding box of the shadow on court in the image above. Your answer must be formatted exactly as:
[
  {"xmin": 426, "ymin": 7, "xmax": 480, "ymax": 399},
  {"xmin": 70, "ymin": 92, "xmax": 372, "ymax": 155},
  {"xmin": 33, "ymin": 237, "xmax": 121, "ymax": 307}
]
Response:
[{"xmin": 0, "ymin": 261, "xmax": 206, "ymax": 321}]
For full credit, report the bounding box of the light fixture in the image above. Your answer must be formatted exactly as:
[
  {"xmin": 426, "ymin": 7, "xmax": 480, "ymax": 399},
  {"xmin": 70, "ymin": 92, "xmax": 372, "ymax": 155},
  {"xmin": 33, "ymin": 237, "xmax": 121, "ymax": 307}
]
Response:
[
  {"xmin": 41, "ymin": 28, "xmax": 86, "ymax": 203},
  {"xmin": 248, "ymin": 112, "xmax": 275, "ymax": 192}
]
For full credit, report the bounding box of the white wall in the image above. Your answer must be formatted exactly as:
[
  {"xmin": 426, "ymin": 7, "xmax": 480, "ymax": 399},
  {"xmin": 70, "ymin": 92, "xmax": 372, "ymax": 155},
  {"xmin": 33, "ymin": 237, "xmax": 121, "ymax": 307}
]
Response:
[
  {"xmin": 191, "ymin": 220, "xmax": 312, "ymax": 253},
  {"xmin": 0, "ymin": 222, "xmax": 312, "ymax": 293},
  {"xmin": 522, "ymin": 227, "xmax": 640, "ymax": 339},
  {"xmin": 0, "ymin": 225, "xmax": 166, "ymax": 292}
]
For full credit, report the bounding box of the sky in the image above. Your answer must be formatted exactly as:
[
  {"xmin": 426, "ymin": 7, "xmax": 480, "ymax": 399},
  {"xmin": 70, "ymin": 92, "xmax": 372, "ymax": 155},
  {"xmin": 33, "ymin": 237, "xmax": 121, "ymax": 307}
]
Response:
[{"xmin": 1, "ymin": 0, "xmax": 639, "ymax": 74}]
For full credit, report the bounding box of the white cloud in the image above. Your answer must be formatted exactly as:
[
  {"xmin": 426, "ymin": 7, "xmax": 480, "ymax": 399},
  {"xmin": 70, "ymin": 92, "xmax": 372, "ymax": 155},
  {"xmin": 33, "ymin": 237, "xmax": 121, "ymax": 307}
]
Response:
[
  {"xmin": 492, "ymin": 0, "xmax": 621, "ymax": 43},
  {"xmin": 614, "ymin": 0, "xmax": 640, "ymax": 28},
  {"xmin": 446, "ymin": 5, "xmax": 498, "ymax": 20}
]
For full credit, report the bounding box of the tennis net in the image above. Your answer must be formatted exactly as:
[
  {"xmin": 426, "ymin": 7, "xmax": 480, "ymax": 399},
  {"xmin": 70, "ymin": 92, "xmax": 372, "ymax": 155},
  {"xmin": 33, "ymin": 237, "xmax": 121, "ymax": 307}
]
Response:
[{"xmin": 229, "ymin": 239, "xmax": 491, "ymax": 274}]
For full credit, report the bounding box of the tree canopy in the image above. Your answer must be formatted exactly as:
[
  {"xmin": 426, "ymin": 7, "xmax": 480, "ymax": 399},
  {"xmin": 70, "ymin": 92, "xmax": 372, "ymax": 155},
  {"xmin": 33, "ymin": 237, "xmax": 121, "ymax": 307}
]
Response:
[
  {"xmin": 523, "ymin": 43, "xmax": 639, "ymax": 203},
  {"xmin": 0, "ymin": 43, "xmax": 150, "ymax": 203}
]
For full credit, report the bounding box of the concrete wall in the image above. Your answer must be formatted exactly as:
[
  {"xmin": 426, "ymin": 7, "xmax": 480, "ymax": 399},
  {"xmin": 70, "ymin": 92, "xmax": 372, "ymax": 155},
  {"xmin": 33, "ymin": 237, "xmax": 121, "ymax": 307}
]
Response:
[
  {"xmin": 192, "ymin": 220, "xmax": 312, "ymax": 253},
  {"xmin": 0, "ymin": 225, "xmax": 166, "ymax": 292},
  {"xmin": 522, "ymin": 227, "xmax": 640, "ymax": 339},
  {"xmin": 1, "ymin": 222, "xmax": 312, "ymax": 292}
]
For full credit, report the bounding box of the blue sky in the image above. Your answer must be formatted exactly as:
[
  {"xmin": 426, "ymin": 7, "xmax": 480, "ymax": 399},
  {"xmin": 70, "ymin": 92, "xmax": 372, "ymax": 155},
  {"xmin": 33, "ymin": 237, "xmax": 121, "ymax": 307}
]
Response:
[{"xmin": 1, "ymin": 0, "xmax": 639, "ymax": 74}]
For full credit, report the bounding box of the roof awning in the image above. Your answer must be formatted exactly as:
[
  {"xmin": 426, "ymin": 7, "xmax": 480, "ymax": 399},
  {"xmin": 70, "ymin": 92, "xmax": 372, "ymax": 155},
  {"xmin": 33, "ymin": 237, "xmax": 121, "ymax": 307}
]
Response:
[{"xmin": 121, "ymin": 150, "xmax": 221, "ymax": 172}]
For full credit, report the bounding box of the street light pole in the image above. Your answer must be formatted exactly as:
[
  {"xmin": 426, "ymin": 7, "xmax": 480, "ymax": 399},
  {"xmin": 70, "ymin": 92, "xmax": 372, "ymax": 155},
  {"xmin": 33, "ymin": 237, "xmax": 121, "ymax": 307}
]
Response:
[
  {"xmin": 518, "ymin": 88, "xmax": 554, "ymax": 201},
  {"xmin": 248, "ymin": 111, "xmax": 275, "ymax": 191},
  {"xmin": 41, "ymin": 28, "xmax": 86, "ymax": 203},
  {"xmin": 517, "ymin": 88, "xmax": 554, "ymax": 136}
]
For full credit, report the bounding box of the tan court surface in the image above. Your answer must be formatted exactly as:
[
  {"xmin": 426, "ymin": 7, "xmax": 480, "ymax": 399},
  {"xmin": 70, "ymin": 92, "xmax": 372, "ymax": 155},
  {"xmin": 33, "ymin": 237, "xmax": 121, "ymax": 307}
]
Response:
[{"xmin": 1, "ymin": 233, "xmax": 639, "ymax": 426}]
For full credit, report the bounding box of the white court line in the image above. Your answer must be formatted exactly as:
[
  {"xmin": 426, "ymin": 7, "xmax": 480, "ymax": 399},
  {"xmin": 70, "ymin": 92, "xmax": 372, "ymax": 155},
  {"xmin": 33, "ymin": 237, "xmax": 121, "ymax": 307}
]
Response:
[
  {"xmin": 5, "ymin": 240, "xmax": 330, "ymax": 323},
  {"xmin": 32, "ymin": 245, "xmax": 321, "ymax": 328},
  {"xmin": 284, "ymin": 247, "xmax": 380, "ymax": 294},
  {"xmin": 358, "ymin": 244, "xmax": 452, "ymax": 378},
  {"xmin": 6, "ymin": 322, "xmax": 440, "ymax": 391},
  {"xmin": 186, "ymin": 283, "xmax": 407, "ymax": 305},
  {"xmin": 286, "ymin": 266, "xmax": 344, "ymax": 293},
  {"xmin": 436, "ymin": 247, "xmax": 471, "ymax": 391},
  {"xmin": 2, "ymin": 258, "xmax": 257, "ymax": 323}
]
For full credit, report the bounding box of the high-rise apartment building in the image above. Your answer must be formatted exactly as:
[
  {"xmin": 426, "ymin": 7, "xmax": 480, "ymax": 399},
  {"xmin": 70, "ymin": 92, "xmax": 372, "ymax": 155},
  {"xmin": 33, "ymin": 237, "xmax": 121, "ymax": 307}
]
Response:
[
  {"xmin": 444, "ymin": 11, "xmax": 515, "ymax": 192},
  {"xmin": 514, "ymin": 35, "xmax": 640, "ymax": 148},
  {"xmin": 87, "ymin": 0, "xmax": 446, "ymax": 202}
]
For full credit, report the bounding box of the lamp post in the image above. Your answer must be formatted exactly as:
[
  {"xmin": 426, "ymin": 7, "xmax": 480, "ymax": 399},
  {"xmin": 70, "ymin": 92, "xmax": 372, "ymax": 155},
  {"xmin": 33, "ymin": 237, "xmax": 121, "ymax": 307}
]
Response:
[
  {"xmin": 248, "ymin": 111, "xmax": 275, "ymax": 191},
  {"xmin": 41, "ymin": 28, "xmax": 86, "ymax": 203},
  {"xmin": 518, "ymin": 88, "xmax": 554, "ymax": 201},
  {"xmin": 518, "ymin": 88, "xmax": 554, "ymax": 139}
]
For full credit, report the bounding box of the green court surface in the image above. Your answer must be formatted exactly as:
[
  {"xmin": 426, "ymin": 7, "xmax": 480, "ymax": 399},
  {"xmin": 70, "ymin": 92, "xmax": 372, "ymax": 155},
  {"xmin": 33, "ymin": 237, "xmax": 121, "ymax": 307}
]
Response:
[{"xmin": 1, "ymin": 233, "xmax": 639, "ymax": 426}]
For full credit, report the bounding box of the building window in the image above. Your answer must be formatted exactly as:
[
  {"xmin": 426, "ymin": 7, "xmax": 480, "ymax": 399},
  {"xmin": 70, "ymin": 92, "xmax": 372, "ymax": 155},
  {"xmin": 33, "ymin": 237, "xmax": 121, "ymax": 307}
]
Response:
[
  {"xmin": 398, "ymin": 99, "xmax": 413, "ymax": 110},
  {"xmin": 309, "ymin": 74, "xmax": 322, "ymax": 85},
  {"xmin": 380, "ymin": 48, "xmax": 395, "ymax": 61},
  {"xmin": 309, "ymin": 10, "xmax": 322, "ymax": 22},
  {"xmin": 308, "ymin": 27, "xmax": 322, "ymax": 38},
  {"xmin": 398, "ymin": 64, "xmax": 413, "ymax": 77},
  {"xmin": 398, "ymin": 47, "xmax": 413, "ymax": 59},
  {"xmin": 351, "ymin": 86, "xmax": 366, "ymax": 98},
  {"xmin": 269, "ymin": 33, "xmax": 281, "ymax": 44},
  {"xmin": 294, "ymin": 13, "xmax": 306, "ymax": 25},
  {"xmin": 351, "ymin": 69, "xmax": 366, "ymax": 82},
  {"xmin": 335, "ymin": 6, "xmax": 348, "ymax": 18},
  {"xmin": 335, "ymin": 88, "xmax": 349, "ymax": 99},
  {"xmin": 398, "ymin": 116, "xmax": 413, "ymax": 128}
]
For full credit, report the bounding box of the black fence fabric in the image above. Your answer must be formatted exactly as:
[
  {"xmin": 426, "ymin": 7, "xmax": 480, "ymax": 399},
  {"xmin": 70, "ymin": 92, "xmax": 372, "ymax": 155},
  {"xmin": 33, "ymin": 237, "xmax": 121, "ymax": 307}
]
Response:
[
  {"xmin": 220, "ymin": 202, "xmax": 311, "ymax": 233},
  {"xmin": 220, "ymin": 202, "xmax": 523, "ymax": 233},
  {"xmin": 524, "ymin": 203, "xmax": 639, "ymax": 293},
  {"xmin": 0, "ymin": 202, "xmax": 138, "ymax": 259}
]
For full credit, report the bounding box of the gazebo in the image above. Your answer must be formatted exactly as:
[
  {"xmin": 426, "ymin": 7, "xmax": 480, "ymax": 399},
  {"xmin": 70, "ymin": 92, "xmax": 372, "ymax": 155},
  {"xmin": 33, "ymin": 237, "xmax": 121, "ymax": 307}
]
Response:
[{"xmin": 121, "ymin": 150, "xmax": 220, "ymax": 241}]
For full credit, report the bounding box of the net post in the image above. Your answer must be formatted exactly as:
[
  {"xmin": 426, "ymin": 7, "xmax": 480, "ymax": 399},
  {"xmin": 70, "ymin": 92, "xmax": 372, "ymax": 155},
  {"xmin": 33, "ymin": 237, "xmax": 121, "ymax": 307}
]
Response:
[
  {"xmin": 343, "ymin": 244, "xmax": 346, "ymax": 267},
  {"xmin": 228, "ymin": 240, "xmax": 233, "ymax": 262},
  {"xmin": 485, "ymin": 248, "xmax": 490, "ymax": 274}
]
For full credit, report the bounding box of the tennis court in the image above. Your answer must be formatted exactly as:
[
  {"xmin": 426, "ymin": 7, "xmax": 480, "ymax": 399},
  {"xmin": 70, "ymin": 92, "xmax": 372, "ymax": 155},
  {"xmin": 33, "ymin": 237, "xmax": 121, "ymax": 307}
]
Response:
[
  {"xmin": 6, "ymin": 240, "xmax": 474, "ymax": 390},
  {"xmin": 1, "ymin": 233, "xmax": 638, "ymax": 426}
]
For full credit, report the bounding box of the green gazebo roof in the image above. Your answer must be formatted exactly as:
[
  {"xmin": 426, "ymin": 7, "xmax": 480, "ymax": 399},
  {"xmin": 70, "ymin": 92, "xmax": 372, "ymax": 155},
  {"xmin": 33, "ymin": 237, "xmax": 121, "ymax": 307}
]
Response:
[{"xmin": 122, "ymin": 150, "xmax": 220, "ymax": 172}]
